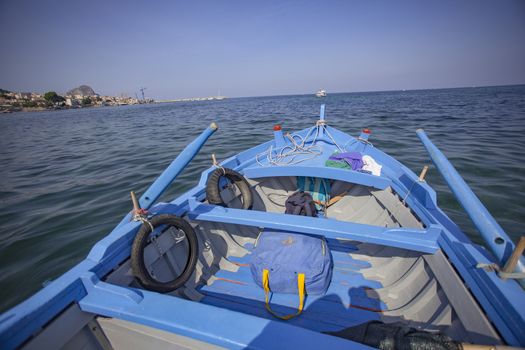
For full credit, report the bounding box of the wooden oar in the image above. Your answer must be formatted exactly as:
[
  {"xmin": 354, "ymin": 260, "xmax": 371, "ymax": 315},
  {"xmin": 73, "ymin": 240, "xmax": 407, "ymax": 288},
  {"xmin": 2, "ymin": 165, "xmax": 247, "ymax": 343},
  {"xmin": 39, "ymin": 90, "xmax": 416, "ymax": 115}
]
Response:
[
  {"xmin": 416, "ymin": 128, "xmax": 524, "ymax": 287},
  {"xmin": 139, "ymin": 122, "xmax": 218, "ymax": 210}
]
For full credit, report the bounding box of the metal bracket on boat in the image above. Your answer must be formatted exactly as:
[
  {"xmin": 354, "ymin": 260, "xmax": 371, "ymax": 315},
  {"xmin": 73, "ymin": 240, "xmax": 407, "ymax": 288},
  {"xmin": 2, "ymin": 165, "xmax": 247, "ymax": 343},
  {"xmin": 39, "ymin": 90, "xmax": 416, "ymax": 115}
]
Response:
[
  {"xmin": 476, "ymin": 237, "xmax": 525, "ymax": 280},
  {"xmin": 418, "ymin": 165, "xmax": 429, "ymax": 182},
  {"xmin": 476, "ymin": 263, "xmax": 525, "ymax": 280},
  {"xmin": 499, "ymin": 271, "xmax": 525, "ymax": 280},
  {"xmin": 500, "ymin": 236, "xmax": 525, "ymax": 280},
  {"xmin": 130, "ymin": 191, "xmax": 150, "ymax": 223},
  {"xmin": 211, "ymin": 154, "xmax": 226, "ymax": 175}
]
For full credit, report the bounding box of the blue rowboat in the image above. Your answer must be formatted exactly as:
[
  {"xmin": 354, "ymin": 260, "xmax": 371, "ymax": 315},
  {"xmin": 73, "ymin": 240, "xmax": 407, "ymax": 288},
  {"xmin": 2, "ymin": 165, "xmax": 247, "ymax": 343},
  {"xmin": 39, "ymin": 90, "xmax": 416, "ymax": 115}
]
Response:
[{"xmin": 1, "ymin": 106, "xmax": 524, "ymax": 350}]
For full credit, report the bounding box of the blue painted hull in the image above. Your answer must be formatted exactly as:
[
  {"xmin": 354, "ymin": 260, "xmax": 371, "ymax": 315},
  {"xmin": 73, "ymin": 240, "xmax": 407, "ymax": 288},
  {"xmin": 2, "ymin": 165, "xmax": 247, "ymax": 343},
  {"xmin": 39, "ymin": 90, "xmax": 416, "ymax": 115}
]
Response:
[{"xmin": 0, "ymin": 115, "xmax": 523, "ymax": 349}]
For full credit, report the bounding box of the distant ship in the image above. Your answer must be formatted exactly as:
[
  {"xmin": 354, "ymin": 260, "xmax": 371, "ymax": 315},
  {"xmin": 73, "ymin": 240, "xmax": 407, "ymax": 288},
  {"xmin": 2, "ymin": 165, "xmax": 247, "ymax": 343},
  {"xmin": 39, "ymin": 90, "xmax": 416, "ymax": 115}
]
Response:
[
  {"xmin": 315, "ymin": 89, "xmax": 327, "ymax": 97},
  {"xmin": 215, "ymin": 89, "xmax": 227, "ymax": 100}
]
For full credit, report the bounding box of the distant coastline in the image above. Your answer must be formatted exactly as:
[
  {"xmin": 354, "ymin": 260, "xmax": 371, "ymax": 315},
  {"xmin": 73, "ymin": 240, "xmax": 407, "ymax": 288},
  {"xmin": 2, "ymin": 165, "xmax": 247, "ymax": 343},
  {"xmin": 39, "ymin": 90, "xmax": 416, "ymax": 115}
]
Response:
[
  {"xmin": 0, "ymin": 85, "xmax": 154, "ymax": 114},
  {"xmin": 0, "ymin": 85, "xmax": 231, "ymax": 113},
  {"xmin": 156, "ymin": 95, "xmax": 227, "ymax": 103}
]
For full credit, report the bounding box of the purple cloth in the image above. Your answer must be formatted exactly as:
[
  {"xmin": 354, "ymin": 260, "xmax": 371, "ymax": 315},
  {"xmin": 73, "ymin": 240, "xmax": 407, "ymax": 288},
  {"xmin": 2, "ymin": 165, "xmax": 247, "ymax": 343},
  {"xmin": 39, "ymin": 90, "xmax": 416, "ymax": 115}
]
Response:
[{"xmin": 329, "ymin": 152, "xmax": 363, "ymax": 170}]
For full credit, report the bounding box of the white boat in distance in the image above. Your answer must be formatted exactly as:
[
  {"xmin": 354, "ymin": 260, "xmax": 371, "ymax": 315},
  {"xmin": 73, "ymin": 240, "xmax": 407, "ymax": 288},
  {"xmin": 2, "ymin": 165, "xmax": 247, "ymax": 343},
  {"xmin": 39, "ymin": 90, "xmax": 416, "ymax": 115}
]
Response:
[{"xmin": 316, "ymin": 89, "xmax": 327, "ymax": 97}]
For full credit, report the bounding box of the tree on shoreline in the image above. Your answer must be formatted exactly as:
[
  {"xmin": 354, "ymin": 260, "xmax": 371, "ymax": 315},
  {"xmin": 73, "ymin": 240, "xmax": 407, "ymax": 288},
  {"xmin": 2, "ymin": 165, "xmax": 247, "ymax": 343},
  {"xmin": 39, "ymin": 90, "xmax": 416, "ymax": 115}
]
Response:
[{"xmin": 44, "ymin": 91, "xmax": 65, "ymax": 105}]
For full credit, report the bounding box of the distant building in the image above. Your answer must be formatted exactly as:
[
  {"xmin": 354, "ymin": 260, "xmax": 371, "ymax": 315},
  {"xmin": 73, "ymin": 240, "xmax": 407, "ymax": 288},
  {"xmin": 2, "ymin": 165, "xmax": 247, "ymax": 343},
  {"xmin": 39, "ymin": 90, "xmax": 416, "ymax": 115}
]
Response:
[{"xmin": 66, "ymin": 98, "xmax": 82, "ymax": 107}]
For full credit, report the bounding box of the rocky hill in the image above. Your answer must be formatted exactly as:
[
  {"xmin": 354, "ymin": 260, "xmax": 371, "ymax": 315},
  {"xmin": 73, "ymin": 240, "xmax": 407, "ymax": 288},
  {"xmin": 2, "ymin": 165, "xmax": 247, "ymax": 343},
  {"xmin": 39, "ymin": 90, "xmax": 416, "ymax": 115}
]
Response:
[{"xmin": 66, "ymin": 85, "xmax": 96, "ymax": 96}]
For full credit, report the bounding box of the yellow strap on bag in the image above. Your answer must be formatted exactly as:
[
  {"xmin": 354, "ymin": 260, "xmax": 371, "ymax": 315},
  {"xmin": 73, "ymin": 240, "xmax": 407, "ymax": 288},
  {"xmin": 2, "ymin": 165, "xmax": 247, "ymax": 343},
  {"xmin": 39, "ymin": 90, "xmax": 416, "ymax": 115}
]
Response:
[{"xmin": 262, "ymin": 269, "xmax": 305, "ymax": 320}]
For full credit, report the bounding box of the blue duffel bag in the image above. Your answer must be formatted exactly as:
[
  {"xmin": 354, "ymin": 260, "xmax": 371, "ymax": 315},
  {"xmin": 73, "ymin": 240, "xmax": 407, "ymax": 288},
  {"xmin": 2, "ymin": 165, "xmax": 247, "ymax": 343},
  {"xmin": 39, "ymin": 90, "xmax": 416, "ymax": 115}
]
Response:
[{"xmin": 250, "ymin": 230, "xmax": 333, "ymax": 320}]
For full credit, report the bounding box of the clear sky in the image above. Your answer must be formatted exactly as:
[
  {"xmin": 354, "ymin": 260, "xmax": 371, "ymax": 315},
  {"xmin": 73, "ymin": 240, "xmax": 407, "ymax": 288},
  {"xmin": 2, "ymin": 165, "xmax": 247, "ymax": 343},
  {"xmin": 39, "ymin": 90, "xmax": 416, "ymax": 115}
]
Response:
[{"xmin": 0, "ymin": 0, "xmax": 524, "ymax": 99}]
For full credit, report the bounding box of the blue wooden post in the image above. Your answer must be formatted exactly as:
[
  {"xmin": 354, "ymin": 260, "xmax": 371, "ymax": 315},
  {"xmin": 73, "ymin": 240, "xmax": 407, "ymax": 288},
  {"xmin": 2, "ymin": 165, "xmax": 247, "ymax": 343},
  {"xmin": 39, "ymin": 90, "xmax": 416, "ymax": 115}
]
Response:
[
  {"xmin": 139, "ymin": 123, "xmax": 218, "ymax": 209},
  {"xmin": 273, "ymin": 125, "xmax": 286, "ymax": 148},
  {"xmin": 359, "ymin": 128, "xmax": 371, "ymax": 142},
  {"xmin": 318, "ymin": 104, "xmax": 326, "ymax": 137},
  {"xmin": 416, "ymin": 129, "xmax": 525, "ymax": 281}
]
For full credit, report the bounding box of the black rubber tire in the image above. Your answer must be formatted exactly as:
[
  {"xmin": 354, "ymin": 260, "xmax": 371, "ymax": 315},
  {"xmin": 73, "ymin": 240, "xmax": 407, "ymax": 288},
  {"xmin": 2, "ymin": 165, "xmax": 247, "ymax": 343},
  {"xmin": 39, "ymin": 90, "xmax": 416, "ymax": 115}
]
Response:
[
  {"xmin": 131, "ymin": 214, "xmax": 198, "ymax": 293},
  {"xmin": 206, "ymin": 168, "xmax": 253, "ymax": 209}
]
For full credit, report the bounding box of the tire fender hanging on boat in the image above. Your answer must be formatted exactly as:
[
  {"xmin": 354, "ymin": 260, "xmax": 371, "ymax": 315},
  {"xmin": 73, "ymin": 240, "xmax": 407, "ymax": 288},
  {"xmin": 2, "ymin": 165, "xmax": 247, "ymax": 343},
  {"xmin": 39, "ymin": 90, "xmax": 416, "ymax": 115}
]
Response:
[
  {"xmin": 131, "ymin": 214, "xmax": 198, "ymax": 293},
  {"xmin": 206, "ymin": 167, "xmax": 253, "ymax": 209}
]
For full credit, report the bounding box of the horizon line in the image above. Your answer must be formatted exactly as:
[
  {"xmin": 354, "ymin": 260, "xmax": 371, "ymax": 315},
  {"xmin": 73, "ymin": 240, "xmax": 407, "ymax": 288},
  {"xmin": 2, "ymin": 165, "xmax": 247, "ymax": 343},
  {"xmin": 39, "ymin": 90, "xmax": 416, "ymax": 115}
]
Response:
[
  {"xmin": 231, "ymin": 83, "xmax": 525, "ymax": 100},
  {"xmin": 2, "ymin": 82, "xmax": 524, "ymax": 100}
]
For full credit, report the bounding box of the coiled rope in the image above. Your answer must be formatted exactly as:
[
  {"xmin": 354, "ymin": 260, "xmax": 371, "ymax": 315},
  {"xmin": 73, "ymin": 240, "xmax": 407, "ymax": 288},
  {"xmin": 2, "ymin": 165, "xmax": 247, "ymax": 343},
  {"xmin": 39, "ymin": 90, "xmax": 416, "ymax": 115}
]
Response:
[{"xmin": 256, "ymin": 121, "xmax": 344, "ymax": 167}]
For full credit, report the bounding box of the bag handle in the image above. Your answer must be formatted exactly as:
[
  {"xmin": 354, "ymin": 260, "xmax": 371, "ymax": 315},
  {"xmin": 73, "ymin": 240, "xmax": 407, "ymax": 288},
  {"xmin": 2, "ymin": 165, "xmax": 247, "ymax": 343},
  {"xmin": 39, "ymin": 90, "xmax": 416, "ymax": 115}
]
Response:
[{"xmin": 262, "ymin": 269, "xmax": 305, "ymax": 320}]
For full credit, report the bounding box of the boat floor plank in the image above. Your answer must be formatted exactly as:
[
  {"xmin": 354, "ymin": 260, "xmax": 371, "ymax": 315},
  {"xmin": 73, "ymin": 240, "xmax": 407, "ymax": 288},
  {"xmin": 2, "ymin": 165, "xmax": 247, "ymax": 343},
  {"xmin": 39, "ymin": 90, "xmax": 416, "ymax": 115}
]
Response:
[{"xmin": 198, "ymin": 242, "xmax": 387, "ymax": 332}]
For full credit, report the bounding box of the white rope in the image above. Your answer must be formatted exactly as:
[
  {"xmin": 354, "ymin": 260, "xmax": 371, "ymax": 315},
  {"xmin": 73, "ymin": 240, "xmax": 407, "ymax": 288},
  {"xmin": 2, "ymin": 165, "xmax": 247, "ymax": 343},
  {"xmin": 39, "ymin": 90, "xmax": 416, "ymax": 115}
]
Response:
[
  {"xmin": 342, "ymin": 138, "xmax": 358, "ymax": 150},
  {"xmin": 256, "ymin": 125, "xmax": 321, "ymax": 166},
  {"xmin": 357, "ymin": 137, "xmax": 373, "ymax": 145},
  {"xmin": 256, "ymin": 121, "xmax": 345, "ymax": 167},
  {"xmin": 215, "ymin": 164, "xmax": 226, "ymax": 175},
  {"xmin": 133, "ymin": 213, "xmax": 154, "ymax": 232},
  {"xmin": 402, "ymin": 180, "xmax": 417, "ymax": 204},
  {"xmin": 322, "ymin": 125, "xmax": 344, "ymax": 152},
  {"xmin": 341, "ymin": 135, "xmax": 373, "ymax": 152}
]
